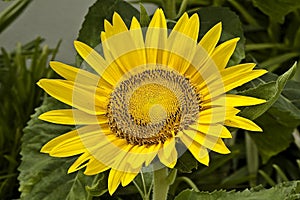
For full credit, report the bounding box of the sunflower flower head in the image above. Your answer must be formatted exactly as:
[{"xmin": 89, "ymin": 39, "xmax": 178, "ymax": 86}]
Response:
[{"xmin": 38, "ymin": 9, "xmax": 267, "ymax": 195}]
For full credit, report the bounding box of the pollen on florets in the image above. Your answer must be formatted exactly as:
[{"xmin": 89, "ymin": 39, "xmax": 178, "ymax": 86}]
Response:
[{"xmin": 107, "ymin": 66, "xmax": 201, "ymax": 146}]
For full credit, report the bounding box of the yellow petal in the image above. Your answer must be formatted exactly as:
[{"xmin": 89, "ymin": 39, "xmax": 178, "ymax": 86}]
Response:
[
  {"xmin": 74, "ymin": 41, "xmax": 122, "ymax": 85},
  {"xmin": 84, "ymin": 158, "xmax": 110, "ymax": 175},
  {"xmin": 68, "ymin": 153, "xmax": 91, "ymax": 173},
  {"xmin": 225, "ymin": 116, "xmax": 263, "ymax": 131},
  {"xmin": 158, "ymin": 141, "xmax": 177, "ymax": 168},
  {"xmin": 121, "ymin": 172, "xmax": 138, "ymax": 187},
  {"xmin": 121, "ymin": 171, "xmax": 139, "ymax": 187},
  {"xmin": 112, "ymin": 12, "xmax": 128, "ymax": 34},
  {"xmin": 144, "ymin": 144, "xmax": 161, "ymax": 166},
  {"xmin": 50, "ymin": 128, "xmax": 101, "ymax": 157},
  {"xmin": 189, "ymin": 123, "xmax": 232, "ymax": 138},
  {"xmin": 169, "ymin": 13, "xmax": 199, "ymax": 41},
  {"xmin": 198, "ymin": 107, "xmax": 239, "ymax": 124},
  {"xmin": 199, "ymin": 22, "xmax": 222, "ymax": 55},
  {"xmin": 126, "ymin": 145, "xmax": 149, "ymax": 169},
  {"xmin": 183, "ymin": 129, "xmax": 231, "ymax": 154},
  {"xmin": 167, "ymin": 14, "xmax": 200, "ymax": 73},
  {"xmin": 145, "ymin": 9, "xmax": 167, "ymax": 64},
  {"xmin": 201, "ymin": 94, "xmax": 266, "ymax": 107},
  {"xmin": 222, "ymin": 69, "xmax": 268, "ymax": 92},
  {"xmin": 39, "ymin": 109, "xmax": 108, "ymax": 125},
  {"xmin": 170, "ymin": 13, "xmax": 189, "ymax": 35},
  {"xmin": 49, "ymin": 61, "xmax": 100, "ymax": 86},
  {"xmin": 40, "ymin": 128, "xmax": 79, "ymax": 153},
  {"xmin": 108, "ymin": 169, "xmax": 122, "ymax": 195},
  {"xmin": 211, "ymin": 38, "xmax": 240, "ymax": 70},
  {"xmin": 130, "ymin": 17, "xmax": 146, "ymax": 49},
  {"xmin": 180, "ymin": 133, "xmax": 210, "ymax": 166},
  {"xmin": 37, "ymin": 79, "xmax": 107, "ymax": 115},
  {"xmin": 225, "ymin": 94, "xmax": 266, "ymax": 107}
]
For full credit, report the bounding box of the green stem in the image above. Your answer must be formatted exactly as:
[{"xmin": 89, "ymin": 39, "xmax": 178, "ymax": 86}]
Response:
[
  {"xmin": 133, "ymin": 180, "xmax": 148, "ymax": 200},
  {"xmin": 176, "ymin": 0, "xmax": 189, "ymax": 18},
  {"xmin": 273, "ymin": 164, "xmax": 289, "ymax": 182},
  {"xmin": 153, "ymin": 167, "xmax": 169, "ymax": 200},
  {"xmin": 260, "ymin": 52, "xmax": 299, "ymax": 71},
  {"xmin": 245, "ymin": 43, "xmax": 287, "ymax": 51},
  {"xmin": 258, "ymin": 170, "xmax": 276, "ymax": 186},
  {"xmin": 245, "ymin": 133, "xmax": 258, "ymax": 187},
  {"xmin": 227, "ymin": 0, "xmax": 260, "ymax": 27},
  {"xmin": 162, "ymin": 0, "xmax": 177, "ymax": 19},
  {"xmin": 176, "ymin": 177, "xmax": 200, "ymax": 192}
]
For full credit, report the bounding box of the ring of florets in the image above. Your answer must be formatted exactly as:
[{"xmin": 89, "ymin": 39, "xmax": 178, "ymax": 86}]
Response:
[{"xmin": 107, "ymin": 65, "xmax": 201, "ymax": 146}]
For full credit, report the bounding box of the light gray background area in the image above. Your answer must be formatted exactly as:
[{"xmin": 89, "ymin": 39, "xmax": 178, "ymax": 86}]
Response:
[{"xmin": 0, "ymin": 0, "xmax": 156, "ymax": 64}]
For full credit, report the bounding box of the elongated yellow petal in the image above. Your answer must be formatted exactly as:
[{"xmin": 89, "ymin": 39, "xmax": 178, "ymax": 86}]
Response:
[
  {"xmin": 112, "ymin": 12, "xmax": 128, "ymax": 34},
  {"xmin": 170, "ymin": 12, "xmax": 189, "ymax": 35},
  {"xmin": 40, "ymin": 129, "xmax": 79, "ymax": 153},
  {"xmin": 225, "ymin": 116, "xmax": 262, "ymax": 131},
  {"xmin": 198, "ymin": 107, "xmax": 239, "ymax": 124},
  {"xmin": 121, "ymin": 171, "xmax": 139, "ymax": 187},
  {"xmin": 39, "ymin": 109, "xmax": 108, "ymax": 125},
  {"xmin": 189, "ymin": 123, "xmax": 232, "ymax": 138},
  {"xmin": 199, "ymin": 22, "xmax": 222, "ymax": 55},
  {"xmin": 145, "ymin": 9, "xmax": 167, "ymax": 64},
  {"xmin": 167, "ymin": 14, "xmax": 199, "ymax": 73},
  {"xmin": 145, "ymin": 144, "xmax": 161, "ymax": 166},
  {"xmin": 222, "ymin": 70, "xmax": 267, "ymax": 92},
  {"xmin": 49, "ymin": 61, "xmax": 100, "ymax": 85},
  {"xmin": 201, "ymin": 94, "xmax": 266, "ymax": 107},
  {"xmin": 50, "ymin": 133, "xmax": 101, "ymax": 157},
  {"xmin": 211, "ymin": 38, "xmax": 240, "ymax": 70},
  {"xmin": 68, "ymin": 153, "xmax": 91, "ymax": 173},
  {"xmin": 183, "ymin": 129, "xmax": 231, "ymax": 154},
  {"xmin": 180, "ymin": 133, "xmax": 209, "ymax": 166},
  {"xmin": 108, "ymin": 169, "xmax": 122, "ymax": 195},
  {"xmin": 169, "ymin": 13, "xmax": 199, "ymax": 41},
  {"xmin": 37, "ymin": 79, "xmax": 107, "ymax": 115},
  {"xmin": 84, "ymin": 158, "xmax": 110, "ymax": 175},
  {"xmin": 130, "ymin": 16, "xmax": 146, "ymax": 49},
  {"xmin": 225, "ymin": 94, "xmax": 266, "ymax": 107},
  {"xmin": 158, "ymin": 141, "xmax": 177, "ymax": 168},
  {"xmin": 74, "ymin": 41, "xmax": 123, "ymax": 85}
]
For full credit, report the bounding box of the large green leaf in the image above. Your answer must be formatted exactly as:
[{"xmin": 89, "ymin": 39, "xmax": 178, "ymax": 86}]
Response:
[
  {"xmin": 175, "ymin": 151, "xmax": 198, "ymax": 173},
  {"xmin": 77, "ymin": 0, "xmax": 139, "ymax": 48},
  {"xmin": 239, "ymin": 63, "xmax": 297, "ymax": 120},
  {"xmin": 249, "ymin": 112, "xmax": 294, "ymax": 164},
  {"xmin": 252, "ymin": 0, "xmax": 300, "ymax": 24},
  {"xmin": 196, "ymin": 7, "xmax": 245, "ymax": 66},
  {"xmin": 18, "ymin": 98, "xmax": 95, "ymax": 200},
  {"xmin": 238, "ymin": 64, "xmax": 298, "ymax": 163},
  {"xmin": 175, "ymin": 181, "xmax": 300, "ymax": 200}
]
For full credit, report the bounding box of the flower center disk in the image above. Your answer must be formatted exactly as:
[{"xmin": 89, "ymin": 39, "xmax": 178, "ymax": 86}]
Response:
[{"xmin": 107, "ymin": 66, "xmax": 201, "ymax": 146}]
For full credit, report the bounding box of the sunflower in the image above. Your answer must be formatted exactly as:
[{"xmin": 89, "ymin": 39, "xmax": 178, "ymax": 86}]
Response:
[{"xmin": 38, "ymin": 9, "xmax": 267, "ymax": 195}]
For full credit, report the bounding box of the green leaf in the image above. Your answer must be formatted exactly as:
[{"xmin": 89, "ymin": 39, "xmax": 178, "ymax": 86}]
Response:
[
  {"xmin": 282, "ymin": 80, "xmax": 300, "ymax": 109},
  {"xmin": 77, "ymin": 0, "xmax": 139, "ymax": 48},
  {"xmin": 0, "ymin": 0, "xmax": 32, "ymax": 34},
  {"xmin": 196, "ymin": 7, "xmax": 245, "ymax": 66},
  {"xmin": 239, "ymin": 63, "xmax": 297, "ymax": 120},
  {"xmin": 252, "ymin": 0, "xmax": 300, "ymax": 24},
  {"xmin": 85, "ymin": 173, "xmax": 108, "ymax": 197},
  {"xmin": 249, "ymin": 112, "xmax": 294, "ymax": 164},
  {"xmin": 140, "ymin": 3, "xmax": 150, "ymax": 27},
  {"xmin": 175, "ymin": 181, "xmax": 300, "ymax": 200},
  {"xmin": 18, "ymin": 98, "xmax": 95, "ymax": 200},
  {"xmin": 175, "ymin": 150, "xmax": 198, "ymax": 173}
]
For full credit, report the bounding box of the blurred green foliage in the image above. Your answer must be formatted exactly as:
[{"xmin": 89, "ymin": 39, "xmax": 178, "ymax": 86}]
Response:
[
  {"xmin": 0, "ymin": 1, "xmax": 61, "ymax": 199},
  {"xmin": 0, "ymin": 38, "xmax": 60, "ymax": 199}
]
